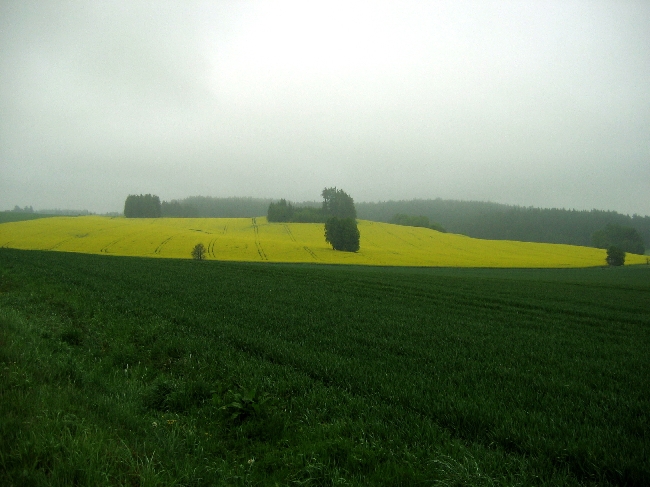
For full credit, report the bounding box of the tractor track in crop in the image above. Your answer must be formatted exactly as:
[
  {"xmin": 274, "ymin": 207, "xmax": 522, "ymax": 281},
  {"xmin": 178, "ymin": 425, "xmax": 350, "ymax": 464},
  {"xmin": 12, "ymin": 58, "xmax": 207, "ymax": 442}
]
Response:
[
  {"xmin": 385, "ymin": 229, "xmax": 419, "ymax": 247},
  {"xmin": 252, "ymin": 218, "xmax": 268, "ymax": 260},
  {"xmin": 303, "ymin": 246, "xmax": 319, "ymax": 260},
  {"xmin": 154, "ymin": 235, "xmax": 175, "ymax": 255},
  {"xmin": 284, "ymin": 224, "xmax": 297, "ymax": 242},
  {"xmin": 100, "ymin": 238, "xmax": 125, "ymax": 253},
  {"xmin": 49, "ymin": 237, "xmax": 76, "ymax": 250},
  {"xmin": 207, "ymin": 238, "xmax": 218, "ymax": 259}
]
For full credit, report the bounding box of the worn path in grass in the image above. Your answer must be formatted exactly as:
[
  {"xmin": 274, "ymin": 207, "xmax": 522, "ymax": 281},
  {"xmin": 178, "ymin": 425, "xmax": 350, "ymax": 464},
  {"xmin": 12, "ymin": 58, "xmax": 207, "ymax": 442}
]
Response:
[{"xmin": 2, "ymin": 215, "xmax": 647, "ymax": 267}]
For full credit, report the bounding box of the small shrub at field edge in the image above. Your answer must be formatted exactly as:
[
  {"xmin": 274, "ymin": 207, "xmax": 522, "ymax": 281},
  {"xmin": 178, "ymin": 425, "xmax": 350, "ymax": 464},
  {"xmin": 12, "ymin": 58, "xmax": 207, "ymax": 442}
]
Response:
[{"xmin": 191, "ymin": 243, "xmax": 206, "ymax": 260}]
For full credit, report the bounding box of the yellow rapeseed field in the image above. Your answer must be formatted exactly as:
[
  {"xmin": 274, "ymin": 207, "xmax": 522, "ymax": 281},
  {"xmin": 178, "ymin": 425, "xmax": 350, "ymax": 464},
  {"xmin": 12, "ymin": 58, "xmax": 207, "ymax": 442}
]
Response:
[{"xmin": 0, "ymin": 216, "xmax": 647, "ymax": 267}]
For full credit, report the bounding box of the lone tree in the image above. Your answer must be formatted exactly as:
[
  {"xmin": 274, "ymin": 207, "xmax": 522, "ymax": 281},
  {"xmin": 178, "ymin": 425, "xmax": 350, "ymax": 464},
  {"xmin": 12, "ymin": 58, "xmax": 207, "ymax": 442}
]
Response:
[
  {"xmin": 325, "ymin": 217, "xmax": 360, "ymax": 252},
  {"xmin": 606, "ymin": 246, "xmax": 625, "ymax": 266},
  {"xmin": 191, "ymin": 243, "xmax": 206, "ymax": 260}
]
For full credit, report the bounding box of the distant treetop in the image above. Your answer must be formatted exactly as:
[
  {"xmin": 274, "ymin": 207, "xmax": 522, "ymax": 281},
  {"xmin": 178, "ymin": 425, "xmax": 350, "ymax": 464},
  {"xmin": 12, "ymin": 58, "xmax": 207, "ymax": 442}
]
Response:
[
  {"xmin": 124, "ymin": 194, "xmax": 161, "ymax": 218},
  {"xmin": 321, "ymin": 187, "xmax": 356, "ymax": 220},
  {"xmin": 268, "ymin": 187, "xmax": 357, "ymax": 223}
]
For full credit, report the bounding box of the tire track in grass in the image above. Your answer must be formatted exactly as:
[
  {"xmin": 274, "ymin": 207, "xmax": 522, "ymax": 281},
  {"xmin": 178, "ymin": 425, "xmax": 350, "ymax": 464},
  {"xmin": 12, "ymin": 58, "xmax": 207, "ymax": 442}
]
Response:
[{"xmin": 252, "ymin": 218, "xmax": 268, "ymax": 260}]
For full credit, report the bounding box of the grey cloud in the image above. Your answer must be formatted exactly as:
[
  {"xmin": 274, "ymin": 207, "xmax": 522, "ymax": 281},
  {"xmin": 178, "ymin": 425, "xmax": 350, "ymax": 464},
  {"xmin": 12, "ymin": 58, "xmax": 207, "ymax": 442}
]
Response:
[{"xmin": 1, "ymin": 1, "xmax": 649, "ymax": 215}]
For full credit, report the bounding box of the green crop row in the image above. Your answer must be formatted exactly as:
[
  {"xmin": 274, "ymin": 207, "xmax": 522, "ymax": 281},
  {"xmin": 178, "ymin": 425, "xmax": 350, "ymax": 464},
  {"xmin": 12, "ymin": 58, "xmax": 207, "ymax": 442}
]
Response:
[{"xmin": 1, "ymin": 249, "xmax": 648, "ymax": 486}]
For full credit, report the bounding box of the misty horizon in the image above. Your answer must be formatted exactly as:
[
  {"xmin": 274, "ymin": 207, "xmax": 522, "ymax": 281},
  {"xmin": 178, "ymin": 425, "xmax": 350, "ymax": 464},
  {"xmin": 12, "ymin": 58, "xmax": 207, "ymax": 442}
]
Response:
[
  {"xmin": 6, "ymin": 192, "xmax": 650, "ymax": 219},
  {"xmin": 2, "ymin": 1, "xmax": 649, "ymax": 216}
]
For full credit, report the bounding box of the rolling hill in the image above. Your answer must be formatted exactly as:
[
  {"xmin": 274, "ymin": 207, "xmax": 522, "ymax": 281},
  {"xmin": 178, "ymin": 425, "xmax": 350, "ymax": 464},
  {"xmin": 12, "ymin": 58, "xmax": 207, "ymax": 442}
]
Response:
[{"xmin": 1, "ymin": 216, "xmax": 647, "ymax": 267}]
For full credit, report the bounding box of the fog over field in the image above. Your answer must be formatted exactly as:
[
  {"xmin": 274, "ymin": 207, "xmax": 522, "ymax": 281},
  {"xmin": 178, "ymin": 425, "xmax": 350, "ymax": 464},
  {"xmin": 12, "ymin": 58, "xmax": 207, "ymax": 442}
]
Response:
[{"xmin": 1, "ymin": 1, "xmax": 649, "ymax": 215}]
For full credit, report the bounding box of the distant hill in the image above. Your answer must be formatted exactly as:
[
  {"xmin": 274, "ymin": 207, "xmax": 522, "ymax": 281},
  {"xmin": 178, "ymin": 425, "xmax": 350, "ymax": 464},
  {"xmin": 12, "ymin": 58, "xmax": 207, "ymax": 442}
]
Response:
[
  {"xmin": 149, "ymin": 196, "xmax": 650, "ymax": 251},
  {"xmin": 4, "ymin": 215, "xmax": 647, "ymax": 267},
  {"xmin": 0, "ymin": 212, "xmax": 56, "ymax": 224},
  {"xmin": 355, "ymin": 199, "xmax": 650, "ymax": 249}
]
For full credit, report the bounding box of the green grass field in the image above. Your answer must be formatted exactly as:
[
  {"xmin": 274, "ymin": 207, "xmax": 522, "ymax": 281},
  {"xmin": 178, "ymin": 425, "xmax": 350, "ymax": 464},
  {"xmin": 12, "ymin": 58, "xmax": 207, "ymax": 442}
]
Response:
[{"xmin": 1, "ymin": 249, "xmax": 649, "ymax": 486}]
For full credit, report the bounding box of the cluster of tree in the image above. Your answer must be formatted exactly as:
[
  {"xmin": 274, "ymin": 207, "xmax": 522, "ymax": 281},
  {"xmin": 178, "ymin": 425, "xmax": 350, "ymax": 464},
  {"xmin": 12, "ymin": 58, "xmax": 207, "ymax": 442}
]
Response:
[
  {"xmin": 356, "ymin": 199, "xmax": 649, "ymax": 251},
  {"xmin": 592, "ymin": 223, "xmax": 645, "ymax": 255},
  {"xmin": 11, "ymin": 205, "xmax": 34, "ymax": 213},
  {"xmin": 267, "ymin": 188, "xmax": 356, "ymax": 223},
  {"xmin": 124, "ymin": 194, "xmax": 161, "ymax": 218},
  {"xmin": 267, "ymin": 199, "xmax": 326, "ymax": 223},
  {"xmin": 38, "ymin": 209, "xmax": 93, "ymax": 216},
  {"xmin": 390, "ymin": 213, "xmax": 446, "ymax": 232},
  {"xmin": 161, "ymin": 200, "xmax": 199, "ymax": 218},
  {"xmin": 268, "ymin": 188, "xmax": 360, "ymax": 252},
  {"xmin": 5, "ymin": 207, "xmax": 93, "ymax": 218}
]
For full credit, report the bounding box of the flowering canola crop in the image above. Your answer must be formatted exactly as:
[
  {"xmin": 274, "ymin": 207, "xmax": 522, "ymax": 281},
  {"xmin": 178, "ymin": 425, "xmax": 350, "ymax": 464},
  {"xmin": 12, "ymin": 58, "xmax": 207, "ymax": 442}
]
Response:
[{"xmin": 0, "ymin": 216, "xmax": 646, "ymax": 267}]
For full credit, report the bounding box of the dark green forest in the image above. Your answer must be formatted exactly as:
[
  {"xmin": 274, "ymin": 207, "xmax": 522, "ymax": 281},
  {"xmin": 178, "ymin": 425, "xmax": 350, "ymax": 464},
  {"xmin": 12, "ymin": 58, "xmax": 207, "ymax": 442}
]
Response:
[
  {"xmin": 124, "ymin": 194, "xmax": 161, "ymax": 218},
  {"xmin": 592, "ymin": 223, "xmax": 645, "ymax": 255},
  {"xmin": 390, "ymin": 213, "xmax": 447, "ymax": 233},
  {"xmin": 356, "ymin": 199, "xmax": 650, "ymax": 250}
]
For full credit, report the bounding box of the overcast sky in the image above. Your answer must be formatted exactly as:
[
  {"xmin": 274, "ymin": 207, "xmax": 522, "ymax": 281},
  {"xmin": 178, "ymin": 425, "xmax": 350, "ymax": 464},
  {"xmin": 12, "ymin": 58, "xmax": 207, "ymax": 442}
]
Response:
[{"xmin": 1, "ymin": 1, "xmax": 649, "ymax": 215}]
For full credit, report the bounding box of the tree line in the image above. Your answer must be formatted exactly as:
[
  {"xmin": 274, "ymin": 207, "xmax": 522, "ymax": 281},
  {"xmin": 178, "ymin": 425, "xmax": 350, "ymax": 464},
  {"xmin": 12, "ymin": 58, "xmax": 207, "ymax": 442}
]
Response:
[
  {"xmin": 356, "ymin": 199, "xmax": 648, "ymax": 253},
  {"xmin": 390, "ymin": 214, "xmax": 446, "ymax": 233},
  {"xmin": 123, "ymin": 194, "xmax": 647, "ymax": 254},
  {"xmin": 124, "ymin": 195, "xmax": 274, "ymax": 218},
  {"xmin": 592, "ymin": 223, "xmax": 645, "ymax": 255},
  {"xmin": 124, "ymin": 194, "xmax": 162, "ymax": 218},
  {"xmin": 267, "ymin": 188, "xmax": 357, "ymax": 223},
  {"xmin": 166, "ymin": 196, "xmax": 272, "ymax": 218}
]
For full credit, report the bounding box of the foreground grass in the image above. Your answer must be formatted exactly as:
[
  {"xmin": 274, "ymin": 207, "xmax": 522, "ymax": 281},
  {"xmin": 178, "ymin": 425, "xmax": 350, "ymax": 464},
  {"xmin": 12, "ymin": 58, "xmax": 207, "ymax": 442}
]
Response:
[
  {"xmin": 0, "ymin": 249, "xmax": 648, "ymax": 486},
  {"xmin": 3, "ymin": 215, "xmax": 647, "ymax": 267}
]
